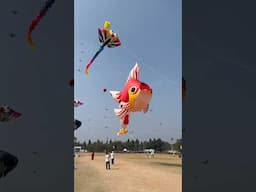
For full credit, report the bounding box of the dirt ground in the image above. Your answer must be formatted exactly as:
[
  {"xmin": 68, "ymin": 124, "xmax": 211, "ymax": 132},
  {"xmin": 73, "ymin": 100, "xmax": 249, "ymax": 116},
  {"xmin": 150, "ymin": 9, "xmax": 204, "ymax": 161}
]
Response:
[{"xmin": 74, "ymin": 152, "xmax": 182, "ymax": 192}]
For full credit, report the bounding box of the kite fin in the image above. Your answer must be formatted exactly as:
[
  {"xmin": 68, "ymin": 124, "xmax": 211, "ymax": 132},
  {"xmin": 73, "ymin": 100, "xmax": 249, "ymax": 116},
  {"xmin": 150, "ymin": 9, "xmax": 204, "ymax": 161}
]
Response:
[
  {"xmin": 117, "ymin": 128, "xmax": 128, "ymax": 136},
  {"xmin": 114, "ymin": 108, "xmax": 128, "ymax": 119},
  {"xmin": 110, "ymin": 91, "xmax": 121, "ymax": 102},
  {"xmin": 127, "ymin": 63, "xmax": 140, "ymax": 82}
]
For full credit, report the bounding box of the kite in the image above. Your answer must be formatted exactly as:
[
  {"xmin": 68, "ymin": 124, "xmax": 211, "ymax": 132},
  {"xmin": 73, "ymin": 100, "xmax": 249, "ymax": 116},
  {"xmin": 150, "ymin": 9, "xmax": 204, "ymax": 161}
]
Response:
[
  {"xmin": 182, "ymin": 77, "xmax": 186, "ymax": 101},
  {"xmin": 27, "ymin": 0, "xmax": 55, "ymax": 48},
  {"xmin": 10, "ymin": 10, "xmax": 18, "ymax": 15},
  {"xmin": 74, "ymin": 100, "xmax": 83, "ymax": 107},
  {"xmin": 0, "ymin": 106, "xmax": 22, "ymax": 122},
  {"xmin": 85, "ymin": 21, "xmax": 121, "ymax": 75},
  {"xmin": 9, "ymin": 33, "xmax": 16, "ymax": 38},
  {"xmin": 74, "ymin": 119, "xmax": 82, "ymax": 130},
  {"xmin": 110, "ymin": 63, "xmax": 153, "ymax": 136},
  {"xmin": 0, "ymin": 151, "xmax": 18, "ymax": 178}
]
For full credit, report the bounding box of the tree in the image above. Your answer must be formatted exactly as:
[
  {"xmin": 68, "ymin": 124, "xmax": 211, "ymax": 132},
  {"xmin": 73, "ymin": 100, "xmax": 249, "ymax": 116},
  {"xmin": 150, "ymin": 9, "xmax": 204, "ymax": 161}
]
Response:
[
  {"xmin": 82, "ymin": 141, "xmax": 86, "ymax": 150},
  {"xmin": 172, "ymin": 139, "xmax": 182, "ymax": 152}
]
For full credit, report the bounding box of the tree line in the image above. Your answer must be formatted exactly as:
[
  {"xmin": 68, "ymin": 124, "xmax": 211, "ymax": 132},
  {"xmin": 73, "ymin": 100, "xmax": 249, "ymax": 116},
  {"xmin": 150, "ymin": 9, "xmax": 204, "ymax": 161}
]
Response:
[{"xmin": 74, "ymin": 138, "xmax": 182, "ymax": 153}]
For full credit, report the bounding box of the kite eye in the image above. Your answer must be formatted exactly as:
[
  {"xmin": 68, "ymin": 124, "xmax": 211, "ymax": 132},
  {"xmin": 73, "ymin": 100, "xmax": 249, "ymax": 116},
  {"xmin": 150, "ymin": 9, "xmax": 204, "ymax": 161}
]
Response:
[{"xmin": 130, "ymin": 86, "xmax": 137, "ymax": 94}]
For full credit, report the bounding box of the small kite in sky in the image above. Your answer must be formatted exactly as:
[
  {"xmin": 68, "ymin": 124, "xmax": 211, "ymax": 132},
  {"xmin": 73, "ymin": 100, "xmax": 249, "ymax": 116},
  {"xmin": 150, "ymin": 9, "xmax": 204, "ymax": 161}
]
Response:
[
  {"xmin": 201, "ymin": 160, "xmax": 209, "ymax": 165},
  {"xmin": 110, "ymin": 63, "xmax": 153, "ymax": 136},
  {"xmin": 74, "ymin": 119, "xmax": 82, "ymax": 130},
  {"xmin": 74, "ymin": 100, "xmax": 83, "ymax": 107},
  {"xmin": 10, "ymin": 10, "xmax": 18, "ymax": 15},
  {"xmin": 85, "ymin": 20, "xmax": 121, "ymax": 75},
  {"xmin": 9, "ymin": 33, "xmax": 16, "ymax": 38},
  {"xmin": 0, "ymin": 106, "xmax": 22, "ymax": 122},
  {"xmin": 0, "ymin": 151, "xmax": 18, "ymax": 178},
  {"xmin": 27, "ymin": 0, "xmax": 55, "ymax": 48}
]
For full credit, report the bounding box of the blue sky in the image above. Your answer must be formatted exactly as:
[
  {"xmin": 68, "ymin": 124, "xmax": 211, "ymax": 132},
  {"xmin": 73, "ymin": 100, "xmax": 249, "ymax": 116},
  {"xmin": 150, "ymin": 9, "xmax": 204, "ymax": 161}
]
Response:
[{"xmin": 74, "ymin": 0, "xmax": 181, "ymax": 142}]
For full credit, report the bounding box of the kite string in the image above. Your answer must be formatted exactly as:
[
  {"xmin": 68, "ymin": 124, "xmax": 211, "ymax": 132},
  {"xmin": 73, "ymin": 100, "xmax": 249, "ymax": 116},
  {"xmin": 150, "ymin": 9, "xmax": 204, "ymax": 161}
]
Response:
[{"xmin": 122, "ymin": 45, "xmax": 179, "ymax": 86}]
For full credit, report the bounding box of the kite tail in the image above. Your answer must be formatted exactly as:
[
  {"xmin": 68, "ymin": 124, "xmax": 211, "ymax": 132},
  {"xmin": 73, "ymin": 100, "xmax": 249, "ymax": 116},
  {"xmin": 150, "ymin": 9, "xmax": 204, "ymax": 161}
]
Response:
[
  {"xmin": 27, "ymin": 32, "xmax": 35, "ymax": 48},
  {"xmin": 85, "ymin": 45, "xmax": 104, "ymax": 76},
  {"xmin": 27, "ymin": 0, "xmax": 55, "ymax": 48},
  {"xmin": 85, "ymin": 60, "xmax": 93, "ymax": 76}
]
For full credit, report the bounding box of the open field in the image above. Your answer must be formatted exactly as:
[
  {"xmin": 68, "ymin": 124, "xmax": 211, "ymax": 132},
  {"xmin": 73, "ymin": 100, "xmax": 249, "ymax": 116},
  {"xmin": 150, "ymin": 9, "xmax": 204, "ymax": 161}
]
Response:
[{"xmin": 75, "ymin": 153, "xmax": 182, "ymax": 192}]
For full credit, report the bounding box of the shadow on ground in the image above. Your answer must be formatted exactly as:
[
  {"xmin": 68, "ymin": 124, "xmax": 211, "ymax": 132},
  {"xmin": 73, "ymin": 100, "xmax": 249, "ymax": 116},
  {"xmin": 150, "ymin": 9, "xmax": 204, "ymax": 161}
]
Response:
[{"xmin": 151, "ymin": 162, "xmax": 182, "ymax": 167}]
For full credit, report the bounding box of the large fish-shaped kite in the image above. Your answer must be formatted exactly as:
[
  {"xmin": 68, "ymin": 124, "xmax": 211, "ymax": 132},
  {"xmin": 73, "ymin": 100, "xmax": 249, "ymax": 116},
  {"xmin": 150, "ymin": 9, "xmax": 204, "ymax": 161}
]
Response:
[
  {"xmin": 0, "ymin": 106, "xmax": 22, "ymax": 122},
  {"xmin": 27, "ymin": 0, "xmax": 55, "ymax": 48},
  {"xmin": 85, "ymin": 21, "xmax": 121, "ymax": 75},
  {"xmin": 110, "ymin": 63, "xmax": 153, "ymax": 136},
  {"xmin": 0, "ymin": 151, "xmax": 18, "ymax": 178}
]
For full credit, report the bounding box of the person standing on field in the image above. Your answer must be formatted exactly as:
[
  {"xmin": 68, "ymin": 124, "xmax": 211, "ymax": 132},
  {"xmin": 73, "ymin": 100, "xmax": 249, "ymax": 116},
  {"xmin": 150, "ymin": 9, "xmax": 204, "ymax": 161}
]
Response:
[
  {"xmin": 91, "ymin": 151, "xmax": 95, "ymax": 160},
  {"xmin": 110, "ymin": 151, "xmax": 115, "ymax": 165},
  {"xmin": 105, "ymin": 152, "xmax": 110, "ymax": 170}
]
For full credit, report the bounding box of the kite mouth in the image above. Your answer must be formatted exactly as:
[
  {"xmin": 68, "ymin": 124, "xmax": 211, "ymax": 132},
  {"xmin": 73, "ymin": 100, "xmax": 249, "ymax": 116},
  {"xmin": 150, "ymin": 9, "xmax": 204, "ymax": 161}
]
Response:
[{"xmin": 132, "ymin": 90, "xmax": 152, "ymax": 110}]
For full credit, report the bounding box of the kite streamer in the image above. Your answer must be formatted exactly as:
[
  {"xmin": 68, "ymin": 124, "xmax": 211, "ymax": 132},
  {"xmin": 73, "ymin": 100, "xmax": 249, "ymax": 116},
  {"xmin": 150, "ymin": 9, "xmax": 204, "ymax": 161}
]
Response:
[
  {"xmin": 27, "ymin": 0, "xmax": 55, "ymax": 48},
  {"xmin": 85, "ymin": 45, "xmax": 105, "ymax": 75}
]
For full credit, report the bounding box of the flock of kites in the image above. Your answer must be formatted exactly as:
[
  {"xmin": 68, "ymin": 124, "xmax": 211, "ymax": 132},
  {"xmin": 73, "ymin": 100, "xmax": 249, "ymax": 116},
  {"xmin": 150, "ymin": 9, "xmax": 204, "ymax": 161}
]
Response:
[
  {"xmin": 74, "ymin": 19, "xmax": 154, "ymax": 136},
  {"xmin": 0, "ymin": 0, "xmax": 56, "ymax": 179},
  {"xmin": 1, "ymin": 0, "xmax": 189, "ymax": 179},
  {"xmin": 0, "ymin": 106, "xmax": 21, "ymax": 178}
]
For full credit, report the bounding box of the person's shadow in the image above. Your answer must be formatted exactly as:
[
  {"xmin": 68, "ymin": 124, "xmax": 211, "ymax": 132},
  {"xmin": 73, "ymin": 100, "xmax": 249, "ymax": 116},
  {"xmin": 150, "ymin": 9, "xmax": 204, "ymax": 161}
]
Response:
[{"xmin": 111, "ymin": 167, "xmax": 119, "ymax": 170}]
